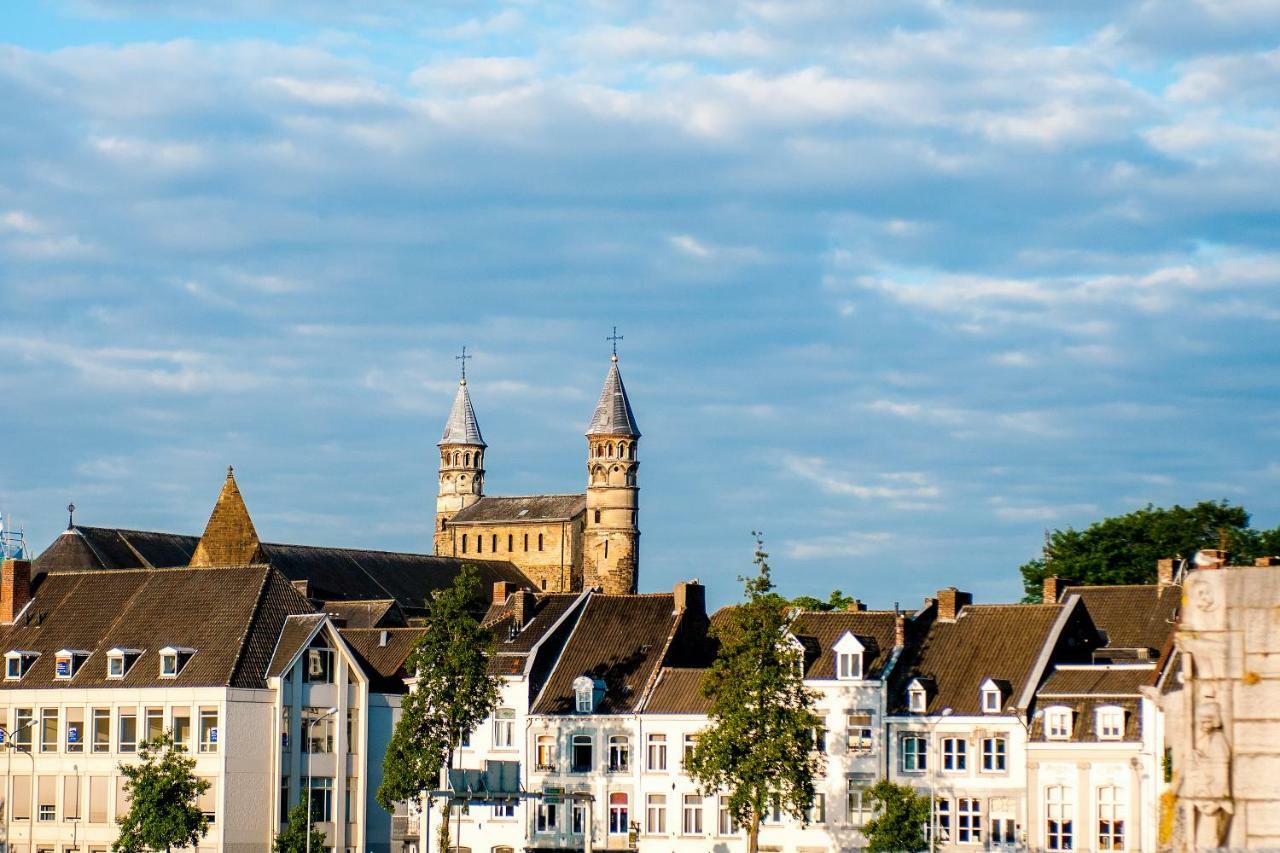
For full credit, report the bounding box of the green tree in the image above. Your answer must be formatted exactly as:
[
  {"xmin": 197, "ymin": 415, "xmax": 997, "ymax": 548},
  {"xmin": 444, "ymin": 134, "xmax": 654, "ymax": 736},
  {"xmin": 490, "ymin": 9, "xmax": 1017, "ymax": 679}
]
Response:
[
  {"xmin": 789, "ymin": 589, "xmax": 857, "ymax": 612},
  {"xmin": 1020, "ymin": 500, "xmax": 1280, "ymax": 601},
  {"xmin": 375, "ymin": 564, "xmax": 501, "ymax": 850},
  {"xmin": 687, "ymin": 534, "xmax": 823, "ymax": 853},
  {"xmin": 273, "ymin": 802, "xmax": 327, "ymax": 853},
  {"xmin": 862, "ymin": 780, "xmax": 931, "ymax": 853},
  {"xmin": 113, "ymin": 732, "xmax": 209, "ymax": 853}
]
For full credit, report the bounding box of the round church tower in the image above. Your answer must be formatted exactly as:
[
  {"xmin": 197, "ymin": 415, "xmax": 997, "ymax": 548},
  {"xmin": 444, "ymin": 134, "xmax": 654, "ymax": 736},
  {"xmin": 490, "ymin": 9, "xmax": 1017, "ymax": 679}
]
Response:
[{"xmin": 583, "ymin": 353, "xmax": 640, "ymax": 594}]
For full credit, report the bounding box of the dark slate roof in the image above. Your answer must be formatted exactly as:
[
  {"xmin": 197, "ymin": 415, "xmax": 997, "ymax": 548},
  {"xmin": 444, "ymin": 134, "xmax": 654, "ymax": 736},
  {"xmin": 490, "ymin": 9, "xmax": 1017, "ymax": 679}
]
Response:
[
  {"xmin": 440, "ymin": 379, "xmax": 486, "ymax": 447},
  {"xmin": 267, "ymin": 614, "xmax": 326, "ymax": 678},
  {"xmin": 0, "ymin": 565, "xmax": 313, "ymax": 690},
  {"xmin": 320, "ymin": 599, "xmax": 404, "ymax": 628},
  {"xmin": 1030, "ymin": 697, "xmax": 1143, "ymax": 743},
  {"xmin": 1064, "ymin": 583, "xmax": 1180, "ymax": 653},
  {"xmin": 485, "ymin": 594, "xmax": 583, "ymax": 654},
  {"xmin": 340, "ymin": 628, "xmax": 427, "ymax": 694},
  {"xmin": 451, "ymin": 495, "xmax": 586, "ymax": 524},
  {"xmin": 1038, "ymin": 665, "xmax": 1155, "ymax": 697},
  {"xmin": 889, "ymin": 604, "xmax": 1068, "ymax": 716},
  {"xmin": 586, "ymin": 358, "xmax": 640, "ymax": 437},
  {"xmin": 33, "ymin": 527, "xmax": 198, "ymax": 576},
  {"xmin": 792, "ymin": 610, "xmax": 899, "ymax": 680},
  {"xmin": 533, "ymin": 593, "xmax": 680, "ymax": 715},
  {"xmin": 643, "ymin": 667, "xmax": 711, "ymax": 714}
]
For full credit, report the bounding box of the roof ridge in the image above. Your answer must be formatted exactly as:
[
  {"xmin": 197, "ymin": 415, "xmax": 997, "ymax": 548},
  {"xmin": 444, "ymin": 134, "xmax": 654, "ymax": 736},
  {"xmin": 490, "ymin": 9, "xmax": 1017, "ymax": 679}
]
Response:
[
  {"xmin": 472, "ymin": 493, "xmax": 586, "ymax": 501},
  {"xmin": 260, "ymin": 540, "xmax": 518, "ymax": 563},
  {"xmin": 44, "ymin": 563, "xmax": 270, "ymax": 577}
]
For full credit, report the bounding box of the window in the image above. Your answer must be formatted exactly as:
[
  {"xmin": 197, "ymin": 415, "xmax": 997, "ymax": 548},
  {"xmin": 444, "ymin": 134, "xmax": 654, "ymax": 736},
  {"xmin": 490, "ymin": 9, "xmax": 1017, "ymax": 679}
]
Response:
[
  {"xmin": 991, "ymin": 817, "xmax": 1017, "ymax": 845},
  {"xmin": 571, "ymin": 734, "xmax": 593, "ymax": 773},
  {"xmin": 682, "ymin": 794, "xmax": 703, "ymax": 834},
  {"xmin": 461, "ymin": 534, "xmax": 468, "ymax": 554},
  {"xmin": 159, "ymin": 646, "xmax": 194, "ymax": 678},
  {"xmin": 198, "ymin": 778, "xmax": 216, "ymax": 824},
  {"xmin": 646, "ymin": 794, "xmax": 666, "ymax": 833},
  {"xmin": 92, "ymin": 709, "xmax": 110, "ymax": 753},
  {"xmin": 535, "ymin": 735, "xmax": 556, "ymax": 771},
  {"xmin": 808, "ymin": 792, "xmax": 826, "ymax": 824},
  {"xmin": 508, "ymin": 534, "xmax": 513, "ymax": 551},
  {"xmin": 11, "ymin": 774, "xmax": 30, "ymax": 821},
  {"xmin": 572, "ymin": 801, "xmax": 588, "ymax": 834},
  {"xmin": 811, "ymin": 723, "xmax": 827, "ymax": 754},
  {"xmin": 1046, "ymin": 707, "xmax": 1073, "ymax": 740},
  {"xmin": 608, "ymin": 735, "xmax": 630, "ymax": 772},
  {"xmin": 846, "ymin": 784, "xmax": 871, "ymax": 826},
  {"xmin": 493, "ymin": 708, "xmax": 515, "ymax": 748},
  {"xmin": 536, "ymin": 803, "xmax": 558, "ymax": 832},
  {"xmin": 573, "ymin": 676, "xmax": 596, "ymax": 713},
  {"xmin": 305, "ymin": 709, "xmax": 336, "ymax": 754},
  {"xmin": 846, "ymin": 712, "xmax": 873, "ymax": 753},
  {"xmin": 718, "ymin": 797, "xmax": 739, "ymax": 834},
  {"xmin": 14, "ymin": 708, "xmax": 33, "ymax": 747},
  {"xmin": 932, "ymin": 797, "xmax": 951, "ymax": 844},
  {"xmin": 40, "ymin": 708, "xmax": 58, "ymax": 753},
  {"xmin": 493, "ymin": 801, "xmax": 515, "ymax": 819},
  {"xmin": 66, "ymin": 707, "xmax": 84, "ymax": 753},
  {"xmin": 1097, "ymin": 707, "xmax": 1125, "ymax": 740},
  {"xmin": 837, "ymin": 651, "xmax": 862, "ymax": 679},
  {"xmin": 172, "ymin": 707, "xmax": 191, "ymax": 751},
  {"xmin": 145, "ymin": 708, "xmax": 164, "ymax": 742},
  {"xmin": 1098, "ymin": 785, "xmax": 1124, "ymax": 850},
  {"xmin": 647, "ymin": 733, "xmax": 667, "ymax": 770},
  {"xmin": 55, "ymin": 649, "xmax": 89, "ymax": 679},
  {"xmin": 957, "ymin": 798, "xmax": 982, "ymax": 844},
  {"xmin": 199, "ymin": 709, "xmax": 219, "ymax": 753},
  {"xmin": 305, "ymin": 644, "xmax": 335, "ymax": 684},
  {"xmin": 909, "ymin": 687, "xmax": 927, "ymax": 713},
  {"xmin": 1046, "ymin": 785, "xmax": 1073, "ymax": 850},
  {"xmin": 942, "ymin": 737, "xmax": 966, "ymax": 771},
  {"xmin": 900, "ymin": 734, "xmax": 927, "ymax": 772},
  {"xmin": 608, "ymin": 792, "xmax": 629, "ymax": 835},
  {"xmin": 538, "ymin": 534, "xmax": 543, "ymax": 551},
  {"xmin": 347, "ymin": 706, "xmax": 357, "ymax": 754},
  {"xmin": 89, "ymin": 776, "xmax": 108, "ymax": 824},
  {"xmin": 279, "ymin": 777, "xmax": 290, "ymax": 818},
  {"xmin": 107, "ymin": 648, "xmax": 140, "ymax": 679},
  {"xmin": 523, "ymin": 534, "xmax": 528, "ymax": 551},
  {"xmin": 683, "ymin": 733, "xmax": 697, "ymax": 766},
  {"xmin": 491, "ymin": 534, "xmax": 497, "ymax": 552},
  {"xmin": 981, "ymin": 736, "xmax": 1007, "ymax": 772},
  {"xmin": 118, "ymin": 709, "xmax": 137, "ymax": 753},
  {"xmin": 309, "ymin": 777, "xmax": 333, "ymax": 823},
  {"xmin": 982, "ymin": 688, "xmax": 1001, "ymax": 713},
  {"xmin": 38, "ymin": 775, "xmax": 55, "ymax": 821},
  {"xmin": 6, "ymin": 651, "xmax": 37, "ymax": 680},
  {"xmin": 477, "ymin": 535, "xmax": 483, "ymax": 553},
  {"xmin": 64, "ymin": 774, "xmax": 81, "ymax": 821},
  {"xmin": 281, "ymin": 705, "xmax": 291, "ymax": 752}
]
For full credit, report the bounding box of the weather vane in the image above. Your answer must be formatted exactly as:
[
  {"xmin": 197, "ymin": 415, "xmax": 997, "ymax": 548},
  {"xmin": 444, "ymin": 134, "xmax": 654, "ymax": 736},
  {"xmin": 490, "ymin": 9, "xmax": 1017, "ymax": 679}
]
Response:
[
  {"xmin": 67, "ymin": 502, "xmax": 76, "ymax": 530},
  {"xmin": 456, "ymin": 345, "xmax": 472, "ymax": 382},
  {"xmin": 606, "ymin": 326, "xmax": 623, "ymax": 359}
]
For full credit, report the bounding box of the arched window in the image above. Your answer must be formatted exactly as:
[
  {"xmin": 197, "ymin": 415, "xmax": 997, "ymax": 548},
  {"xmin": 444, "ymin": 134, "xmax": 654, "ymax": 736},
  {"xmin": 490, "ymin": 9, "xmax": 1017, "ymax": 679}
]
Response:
[
  {"xmin": 538, "ymin": 533, "xmax": 544, "ymax": 551},
  {"xmin": 492, "ymin": 534, "xmax": 497, "ymax": 552},
  {"xmin": 607, "ymin": 442, "xmax": 615, "ymax": 457},
  {"xmin": 461, "ymin": 534, "xmax": 468, "ymax": 554},
  {"xmin": 464, "ymin": 452, "xmax": 472, "ymax": 466},
  {"xmin": 454, "ymin": 451, "xmax": 461, "ymax": 466},
  {"xmin": 609, "ymin": 793, "xmax": 629, "ymax": 835},
  {"xmin": 629, "ymin": 443, "xmax": 636, "ymax": 460},
  {"xmin": 608, "ymin": 735, "xmax": 630, "ymax": 772},
  {"xmin": 477, "ymin": 536, "xmax": 483, "ymax": 554},
  {"xmin": 508, "ymin": 534, "xmax": 513, "ymax": 551},
  {"xmin": 594, "ymin": 510, "xmax": 602, "ymax": 524},
  {"xmin": 571, "ymin": 733, "xmax": 594, "ymax": 771},
  {"xmin": 535, "ymin": 735, "xmax": 556, "ymax": 771},
  {"xmin": 618, "ymin": 442, "xmax": 627, "ymax": 458},
  {"xmin": 523, "ymin": 534, "xmax": 529, "ymax": 551}
]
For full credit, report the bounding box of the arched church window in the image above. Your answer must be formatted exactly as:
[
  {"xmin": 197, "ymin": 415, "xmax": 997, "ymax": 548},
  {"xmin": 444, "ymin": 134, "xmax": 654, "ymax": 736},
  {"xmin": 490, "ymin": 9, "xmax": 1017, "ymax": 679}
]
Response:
[
  {"xmin": 491, "ymin": 534, "xmax": 497, "ymax": 552},
  {"xmin": 508, "ymin": 534, "xmax": 513, "ymax": 551},
  {"xmin": 538, "ymin": 533, "xmax": 544, "ymax": 551},
  {"xmin": 607, "ymin": 442, "xmax": 615, "ymax": 457},
  {"xmin": 454, "ymin": 451, "xmax": 461, "ymax": 466},
  {"xmin": 594, "ymin": 510, "xmax": 601, "ymax": 523},
  {"xmin": 465, "ymin": 452, "xmax": 472, "ymax": 466},
  {"xmin": 477, "ymin": 536, "xmax": 482, "ymax": 554},
  {"xmin": 461, "ymin": 534, "xmax": 468, "ymax": 553},
  {"xmin": 629, "ymin": 444, "xmax": 636, "ymax": 460}
]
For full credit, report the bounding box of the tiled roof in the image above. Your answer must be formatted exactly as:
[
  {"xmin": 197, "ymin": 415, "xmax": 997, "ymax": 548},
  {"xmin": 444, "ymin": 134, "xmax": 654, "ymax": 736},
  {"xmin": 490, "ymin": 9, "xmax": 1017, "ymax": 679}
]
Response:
[
  {"xmin": 0, "ymin": 564, "xmax": 313, "ymax": 690},
  {"xmin": 33, "ymin": 527, "xmax": 198, "ymax": 576},
  {"xmin": 1064, "ymin": 583, "xmax": 1180, "ymax": 653},
  {"xmin": 532, "ymin": 593, "xmax": 680, "ymax": 715},
  {"xmin": 340, "ymin": 628, "xmax": 428, "ymax": 694},
  {"xmin": 792, "ymin": 610, "xmax": 900, "ymax": 680},
  {"xmin": 586, "ymin": 358, "xmax": 640, "ymax": 437},
  {"xmin": 1038, "ymin": 665, "xmax": 1155, "ymax": 697},
  {"xmin": 451, "ymin": 495, "xmax": 586, "ymax": 524},
  {"xmin": 440, "ymin": 380, "xmax": 486, "ymax": 447},
  {"xmin": 1031, "ymin": 697, "xmax": 1143, "ymax": 743},
  {"xmin": 485, "ymin": 594, "xmax": 582, "ymax": 654},
  {"xmin": 267, "ymin": 614, "xmax": 327, "ymax": 678},
  {"xmin": 190, "ymin": 469, "xmax": 264, "ymax": 567},
  {"xmin": 889, "ymin": 603, "xmax": 1069, "ymax": 715},
  {"xmin": 644, "ymin": 667, "xmax": 711, "ymax": 714},
  {"xmin": 320, "ymin": 599, "xmax": 403, "ymax": 628}
]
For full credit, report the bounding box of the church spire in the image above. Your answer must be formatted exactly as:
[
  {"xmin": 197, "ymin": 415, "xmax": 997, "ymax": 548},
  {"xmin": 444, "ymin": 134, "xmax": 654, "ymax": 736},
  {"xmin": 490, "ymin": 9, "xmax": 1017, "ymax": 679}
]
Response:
[
  {"xmin": 190, "ymin": 466, "xmax": 264, "ymax": 567},
  {"xmin": 586, "ymin": 354, "xmax": 640, "ymax": 438},
  {"xmin": 439, "ymin": 376, "xmax": 486, "ymax": 448}
]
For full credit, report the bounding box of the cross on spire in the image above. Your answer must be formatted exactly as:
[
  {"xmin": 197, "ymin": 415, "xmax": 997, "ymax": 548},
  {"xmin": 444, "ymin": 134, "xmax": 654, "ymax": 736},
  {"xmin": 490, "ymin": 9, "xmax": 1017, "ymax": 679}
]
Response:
[
  {"xmin": 456, "ymin": 346, "xmax": 472, "ymax": 383},
  {"xmin": 606, "ymin": 326, "xmax": 624, "ymax": 360}
]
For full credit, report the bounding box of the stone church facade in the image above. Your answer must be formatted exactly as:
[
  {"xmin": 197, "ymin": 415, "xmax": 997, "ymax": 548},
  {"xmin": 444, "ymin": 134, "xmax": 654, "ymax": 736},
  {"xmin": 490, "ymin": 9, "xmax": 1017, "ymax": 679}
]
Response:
[{"xmin": 432, "ymin": 353, "xmax": 641, "ymax": 595}]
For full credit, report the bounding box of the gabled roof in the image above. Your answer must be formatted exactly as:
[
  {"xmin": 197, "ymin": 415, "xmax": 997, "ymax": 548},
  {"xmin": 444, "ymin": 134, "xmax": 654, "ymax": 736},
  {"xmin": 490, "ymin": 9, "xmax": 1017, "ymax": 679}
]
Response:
[
  {"xmin": 791, "ymin": 610, "xmax": 899, "ymax": 681},
  {"xmin": 440, "ymin": 379, "xmax": 486, "ymax": 447},
  {"xmin": 586, "ymin": 357, "xmax": 640, "ymax": 437},
  {"xmin": 320, "ymin": 599, "xmax": 404, "ymax": 628},
  {"xmin": 1030, "ymin": 697, "xmax": 1143, "ymax": 743},
  {"xmin": 340, "ymin": 628, "xmax": 428, "ymax": 694},
  {"xmin": 267, "ymin": 613, "xmax": 327, "ymax": 679},
  {"xmin": 33, "ymin": 527, "xmax": 198, "ymax": 577},
  {"xmin": 451, "ymin": 495, "xmax": 586, "ymax": 524},
  {"xmin": 0, "ymin": 564, "xmax": 313, "ymax": 690},
  {"xmin": 190, "ymin": 468, "xmax": 264, "ymax": 567},
  {"xmin": 1064, "ymin": 583, "xmax": 1180, "ymax": 655},
  {"xmin": 484, "ymin": 594, "xmax": 583, "ymax": 655}
]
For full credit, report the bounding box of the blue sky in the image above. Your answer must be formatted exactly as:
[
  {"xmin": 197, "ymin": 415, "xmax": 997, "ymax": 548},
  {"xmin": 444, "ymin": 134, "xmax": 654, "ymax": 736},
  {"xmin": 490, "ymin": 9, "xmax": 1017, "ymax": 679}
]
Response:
[{"xmin": 2, "ymin": 1, "xmax": 1280, "ymax": 608}]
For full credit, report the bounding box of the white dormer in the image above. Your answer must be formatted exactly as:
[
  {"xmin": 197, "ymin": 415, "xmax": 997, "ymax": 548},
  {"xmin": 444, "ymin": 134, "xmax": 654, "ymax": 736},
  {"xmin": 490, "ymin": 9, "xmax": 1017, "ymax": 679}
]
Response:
[
  {"xmin": 54, "ymin": 649, "xmax": 91, "ymax": 680},
  {"xmin": 1045, "ymin": 705, "xmax": 1073, "ymax": 740},
  {"xmin": 106, "ymin": 648, "xmax": 143, "ymax": 679},
  {"xmin": 159, "ymin": 646, "xmax": 196, "ymax": 678},
  {"xmin": 1095, "ymin": 705, "xmax": 1125, "ymax": 740},
  {"xmin": 980, "ymin": 678, "xmax": 1004, "ymax": 714},
  {"xmin": 907, "ymin": 677, "xmax": 931, "ymax": 714},
  {"xmin": 833, "ymin": 631, "xmax": 865, "ymax": 680},
  {"xmin": 572, "ymin": 674, "xmax": 606, "ymax": 713},
  {"xmin": 4, "ymin": 650, "xmax": 38, "ymax": 681}
]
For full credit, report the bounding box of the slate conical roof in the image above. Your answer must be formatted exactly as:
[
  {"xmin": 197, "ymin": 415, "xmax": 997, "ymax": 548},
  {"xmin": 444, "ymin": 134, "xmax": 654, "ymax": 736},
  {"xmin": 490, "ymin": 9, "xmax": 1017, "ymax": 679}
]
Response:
[
  {"xmin": 439, "ymin": 379, "xmax": 486, "ymax": 447},
  {"xmin": 587, "ymin": 356, "xmax": 640, "ymax": 437},
  {"xmin": 189, "ymin": 466, "xmax": 265, "ymax": 567}
]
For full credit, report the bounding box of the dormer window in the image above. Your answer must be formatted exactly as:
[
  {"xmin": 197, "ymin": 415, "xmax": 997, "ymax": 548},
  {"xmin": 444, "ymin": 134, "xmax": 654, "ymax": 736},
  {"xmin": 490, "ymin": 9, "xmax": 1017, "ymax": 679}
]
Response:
[
  {"xmin": 159, "ymin": 646, "xmax": 195, "ymax": 678},
  {"xmin": 1096, "ymin": 706, "xmax": 1125, "ymax": 740},
  {"xmin": 54, "ymin": 649, "xmax": 91, "ymax": 680},
  {"xmin": 107, "ymin": 648, "xmax": 142, "ymax": 679},
  {"xmin": 1045, "ymin": 706, "xmax": 1073, "ymax": 740},
  {"xmin": 4, "ymin": 650, "xmax": 38, "ymax": 681},
  {"xmin": 907, "ymin": 677, "xmax": 931, "ymax": 714},
  {"xmin": 833, "ymin": 631, "xmax": 865, "ymax": 681},
  {"xmin": 573, "ymin": 675, "xmax": 604, "ymax": 713},
  {"xmin": 980, "ymin": 678, "xmax": 1004, "ymax": 714}
]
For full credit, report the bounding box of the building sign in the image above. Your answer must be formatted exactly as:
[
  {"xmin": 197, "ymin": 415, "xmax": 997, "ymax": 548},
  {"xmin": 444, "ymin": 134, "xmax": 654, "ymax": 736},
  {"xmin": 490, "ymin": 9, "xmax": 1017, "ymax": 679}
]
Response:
[
  {"xmin": 56, "ymin": 659, "xmax": 71, "ymax": 677},
  {"xmin": 68, "ymin": 726, "xmax": 79, "ymax": 744},
  {"xmin": 544, "ymin": 786, "xmax": 565, "ymax": 805},
  {"xmin": 210, "ymin": 728, "xmax": 218, "ymax": 744}
]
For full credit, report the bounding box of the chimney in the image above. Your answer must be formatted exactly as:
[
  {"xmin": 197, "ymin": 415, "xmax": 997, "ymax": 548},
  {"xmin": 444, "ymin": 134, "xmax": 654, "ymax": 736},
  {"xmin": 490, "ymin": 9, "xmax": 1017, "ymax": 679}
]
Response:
[
  {"xmin": 1042, "ymin": 575, "xmax": 1071, "ymax": 603},
  {"xmin": 1157, "ymin": 558, "xmax": 1177, "ymax": 586},
  {"xmin": 1, "ymin": 559, "xmax": 31, "ymax": 624},
  {"xmin": 845, "ymin": 599, "xmax": 867, "ymax": 612},
  {"xmin": 894, "ymin": 612, "xmax": 907, "ymax": 648},
  {"xmin": 1255, "ymin": 556, "xmax": 1280, "ymax": 567},
  {"xmin": 512, "ymin": 589, "xmax": 537, "ymax": 629},
  {"xmin": 1196, "ymin": 549, "xmax": 1229, "ymax": 570},
  {"xmin": 936, "ymin": 587, "xmax": 972, "ymax": 622},
  {"xmin": 674, "ymin": 580, "xmax": 706, "ymax": 619},
  {"xmin": 492, "ymin": 580, "xmax": 518, "ymax": 605}
]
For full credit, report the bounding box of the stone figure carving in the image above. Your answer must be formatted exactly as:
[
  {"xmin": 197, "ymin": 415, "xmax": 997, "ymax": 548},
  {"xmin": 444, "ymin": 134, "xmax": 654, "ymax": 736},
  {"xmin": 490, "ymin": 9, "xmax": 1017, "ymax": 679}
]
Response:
[{"xmin": 1189, "ymin": 701, "xmax": 1232, "ymax": 850}]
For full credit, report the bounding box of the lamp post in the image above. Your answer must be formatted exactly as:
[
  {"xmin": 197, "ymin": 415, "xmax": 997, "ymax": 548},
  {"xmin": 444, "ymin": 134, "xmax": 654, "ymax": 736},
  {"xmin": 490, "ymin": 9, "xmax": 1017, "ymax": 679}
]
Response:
[
  {"xmin": 928, "ymin": 707, "xmax": 953, "ymax": 851},
  {"xmin": 304, "ymin": 707, "xmax": 338, "ymax": 853},
  {"xmin": 4, "ymin": 719, "xmax": 37, "ymax": 853}
]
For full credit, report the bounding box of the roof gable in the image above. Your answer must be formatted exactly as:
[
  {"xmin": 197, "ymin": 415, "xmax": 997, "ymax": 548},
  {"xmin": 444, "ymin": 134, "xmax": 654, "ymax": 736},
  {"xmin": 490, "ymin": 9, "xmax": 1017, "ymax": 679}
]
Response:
[{"xmin": 190, "ymin": 468, "xmax": 264, "ymax": 568}]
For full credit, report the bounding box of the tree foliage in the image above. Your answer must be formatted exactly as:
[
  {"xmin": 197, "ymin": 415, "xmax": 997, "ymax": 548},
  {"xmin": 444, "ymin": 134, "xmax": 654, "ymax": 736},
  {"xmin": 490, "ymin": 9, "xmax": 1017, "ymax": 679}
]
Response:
[
  {"xmin": 375, "ymin": 563, "xmax": 502, "ymax": 851},
  {"xmin": 862, "ymin": 780, "xmax": 931, "ymax": 853},
  {"xmin": 687, "ymin": 534, "xmax": 823, "ymax": 853},
  {"xmin": 272, "ymin": 802, "xmax": 327, "ymax": 853},
  {"xmin": 788, "ymin": 589, "xmax": 858, "ymax": 612},
  {"xmin": 113, "ymin": 732, "xmax": 209, "ymax": 853},
  {"xmin": 1020, "ymin": 500, "xmax": 1280, "ymax": 601}
]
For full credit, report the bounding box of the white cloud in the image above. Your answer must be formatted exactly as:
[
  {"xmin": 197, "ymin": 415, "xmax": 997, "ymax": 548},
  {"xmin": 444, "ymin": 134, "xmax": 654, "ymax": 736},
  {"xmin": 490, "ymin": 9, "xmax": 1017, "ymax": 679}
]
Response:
[{"xmin": 783, "ymin": 530, "xmax": 894, "ymax": 560}]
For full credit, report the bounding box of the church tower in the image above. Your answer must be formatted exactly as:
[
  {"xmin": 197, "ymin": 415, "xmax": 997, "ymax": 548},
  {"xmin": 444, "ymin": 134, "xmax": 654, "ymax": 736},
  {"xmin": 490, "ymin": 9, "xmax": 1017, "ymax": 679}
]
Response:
[
  {"xmin": 434, "ymin": 366, "xmax": 486, "ymax": 555},
  {"xmin": 583, "ymin": 350, "xmax": 640, "ymax": 594}
]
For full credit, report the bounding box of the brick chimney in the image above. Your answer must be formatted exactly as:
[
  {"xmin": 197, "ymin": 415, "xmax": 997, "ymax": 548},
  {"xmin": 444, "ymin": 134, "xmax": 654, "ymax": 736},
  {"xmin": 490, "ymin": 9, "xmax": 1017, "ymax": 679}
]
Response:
[
  {"xmin": 893, "ymin": 612, "xmax": 907, "ymax": 648},
  {"xmin": 1157, "ymin": 558, "xmax": 1177, "ymax": 586},
  {"xmin": 492, "ymin": 581, "xmax": 518, "ymax": 605},
  {"xmin": 1196, "ymin": 549, "xmax": 1229, "ymax": 570},
  {"xmin": 936, "ymin": 587, "xmax": 972, "ymax": 621},
  {"xmin": 1, "ymin": 559, "xmax": 32, "ymax": 624},
  {"xmin": 845, "ymin": 599, "xmax": 867, "ymax": 612},
  {"xmin": 674, "ymin": 580, "xmax": 706, "ymax": 619},
  {"xmin": 1255, "ymin": 556, "xmax": 1280, "ymax": 567},
  {"xmin": 1042, "ymin": 575, "xmax": 1071, "ymax": 603},
  {"xmin": 512, "ymin": 589, "xmax": 537, "ymax": 629}
]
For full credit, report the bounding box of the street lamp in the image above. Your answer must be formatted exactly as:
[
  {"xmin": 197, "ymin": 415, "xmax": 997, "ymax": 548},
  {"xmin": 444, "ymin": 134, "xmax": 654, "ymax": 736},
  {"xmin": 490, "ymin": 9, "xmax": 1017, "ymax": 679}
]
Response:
[
  {"xmin": 4, "ymin": 719, "xmax": 37, "ymax": 853},
  {"xmin": 929, "ymin": 707, "xmax": 953, "ymax": 850},
  {"xmin": 304, "ymin": 707, "xmax": 339, "ymax": 853}
]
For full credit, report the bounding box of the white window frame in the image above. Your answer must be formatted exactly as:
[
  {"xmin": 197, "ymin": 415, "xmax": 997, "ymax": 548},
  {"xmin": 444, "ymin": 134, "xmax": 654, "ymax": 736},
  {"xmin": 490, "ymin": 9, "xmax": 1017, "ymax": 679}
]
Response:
[
  {"xmin": 682, "ymin": 794, "xmax": 704, "ymax": 835},
  {"xmin": 846, "ymin": 711, "xmax": 873, "ymax": 754},
  {"xmin": 980, "ymin": 678, "xmax": 1003, "ymax": 713},
  {"xmin": 846, "ymin": 783, "xmax": 872, "ymax": 826},
  {"xmin": 493, "ymin": 708, "xmax": 515, "ymax": 748},
  {"xmin": 1046, "ymin": 785, "xmax": 1074, "ymax": 851},
  {"xmin": 957, "ymin": 797, "xmax": 982, "ymax": 844},
  {"xmin": 980, "ymin": 736, "xmax": 1007, "ymax": 773},
  {"xmin": 159, "ymin": 646, "xmax": 195, "ymax": 679},
  {"xmin": 573, "ymin": 675, "xmax": 594, "ymax": 713},
  {"xmin": 1097, "ymin": 784, "xmax": 1125, "ymax": 850},
  {"xmin": 645, "ymin": 793, "xmax": 666, "ymax": 834},
  {"xmin": 900, "ymin": 734, "xmax": 928, "ymax": 772},
  {"xmin": 941, "ymin": 736, "xmax": 966, "ymax": 772},
  {"xmin": 5, "ymin": 650, "xmax": 36, "ymax": 681},
  {"xmin": 608, "ymin": 734, "xmax": 630, "ymax": 772},
  {"xmin": 1046, "ymin": 706, "xmax": 1073, "ymax": 740},
  {"xmin": 1096, "ymin": 706, "xmax": 1125, "ymax": 741},
  {"xmin": 647, "ymin": 733, "xmax": 667, "ymax": 771}
]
